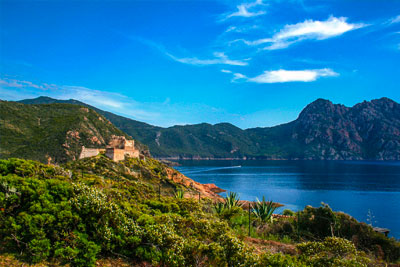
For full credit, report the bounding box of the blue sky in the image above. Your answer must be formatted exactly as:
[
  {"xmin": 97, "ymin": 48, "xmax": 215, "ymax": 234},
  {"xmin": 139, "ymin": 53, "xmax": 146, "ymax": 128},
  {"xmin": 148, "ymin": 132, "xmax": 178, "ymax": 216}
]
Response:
[{"xmin": 1, "ymin": 0, "xmax": 400, "ymax": 128}]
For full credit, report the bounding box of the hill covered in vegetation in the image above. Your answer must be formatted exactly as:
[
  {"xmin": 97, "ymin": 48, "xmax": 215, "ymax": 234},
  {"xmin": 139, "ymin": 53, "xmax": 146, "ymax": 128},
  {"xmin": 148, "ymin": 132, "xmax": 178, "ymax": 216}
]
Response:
[
  {"xmin": 1, "ymin": 156, "xmax": 400, "ymax": 266},
  {"xmin": 18, "ymin": 96, "xmax": 400, "ymax": 160},
  {"xmin": 0, "ymin": 100, "xmax": 148, "ymax": 163}
]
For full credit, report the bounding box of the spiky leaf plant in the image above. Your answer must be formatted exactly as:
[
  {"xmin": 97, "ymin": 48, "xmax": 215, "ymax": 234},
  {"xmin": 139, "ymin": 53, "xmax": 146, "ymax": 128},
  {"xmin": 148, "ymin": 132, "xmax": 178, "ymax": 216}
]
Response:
[
  {"xmin": 224, "ymin": 192, "xmax": 241, "ymax": 210},
  {"xmin": 174, "ymin": 188, "xmax": 185, "ymax": 199},
  {"xmin": 253, "ymin": 196, "xmax": 277, "ymax": 223}
]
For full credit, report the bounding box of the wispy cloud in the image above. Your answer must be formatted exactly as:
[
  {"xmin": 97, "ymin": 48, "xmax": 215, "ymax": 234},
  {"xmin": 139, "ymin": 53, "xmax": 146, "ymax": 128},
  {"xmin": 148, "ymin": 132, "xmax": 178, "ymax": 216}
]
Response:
[
  {"xmin": 221, "ymin": 69, "xmax": 232, "ymax": 73},
  {"xmin": 231, "ymin": 68, "xmax": 338, "ymax": 83},
  {"xmin": 58, "ymin": 86, "xmax": 126, "ymax": 109},
  {"xmin": 0, "ymin": 78, "xmax": 57, "ymax": 90},
  {"xmin": 129, "ymin": 36, "xmax": 249, "ymax": 67},
  {"xmin": 166, "ymin": 51, "xmax": 249, "ymax": 66},
  {"xmin": 232, "ymin": 73, "xmax": 247, "ymax": 82},
  {"xmin": 225, "ymin": 0, "xmax": 266, "ymax": 19},
  {"xmin": 224, "ymin": 24, "xmax": 260, "ymax": 34},
  {"xmin": 220, "ymin": 69, "xmax": 247, "ymax": 82},
  {"xmin": 0, "ymin": 77, "xmax": 159, "ymax": 121},
  {"xmin": 240, "ymin": 16, "xmax": 366, "ymax": 50},
  {"xmin": 0, "ymin": 77, "xmax": 235, "ymax": 127},
  {"xmin": 388, "ymin": 15, "xmax": 400, "ymax": 24}
]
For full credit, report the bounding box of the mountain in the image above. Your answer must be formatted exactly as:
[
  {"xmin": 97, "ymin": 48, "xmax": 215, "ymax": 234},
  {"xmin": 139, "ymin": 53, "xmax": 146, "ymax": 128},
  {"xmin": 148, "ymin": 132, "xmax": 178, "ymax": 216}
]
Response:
[
  {"xmin": 19, "ymin": 97, "xmax": 257, "ymax": 158},
  {"xmin": 19, "ymin": 96, "xmax": 162, "ymax": 152},
  {"xmin": 0, "ymin": 100, "xmax": 139, "ymax": 163},
  {"xmin": 17, "ymin": 96, "xmax": 400, "ymax": 160},
  {"xmin": 286, "ymin": 97, "xmax": 400, "ymax": 160}
]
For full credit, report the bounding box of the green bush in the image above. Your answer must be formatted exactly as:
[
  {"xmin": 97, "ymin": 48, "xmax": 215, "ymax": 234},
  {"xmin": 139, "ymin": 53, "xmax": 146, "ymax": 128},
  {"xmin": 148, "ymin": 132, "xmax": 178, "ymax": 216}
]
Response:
[
  {"xmin": 298, "ymin": 237, "xmax": 370, "ymax": 266},
  {"xmin": 259, "ymin": 253, "xmax": 307, "ymax": 267},
  {"xmin": 297, "ymin": 203, "xmax": 338, "ymax": 239},
  {"xmin": 296, "ymin": 204, "xmax": 400, "ymax": 262},
  {"xmin": 55, "ymin": 232, "xmax": 100, "ymax": 267},
  {"xmin": 282, "ymin": 209, "xmax": 295, "ymax": 216}
]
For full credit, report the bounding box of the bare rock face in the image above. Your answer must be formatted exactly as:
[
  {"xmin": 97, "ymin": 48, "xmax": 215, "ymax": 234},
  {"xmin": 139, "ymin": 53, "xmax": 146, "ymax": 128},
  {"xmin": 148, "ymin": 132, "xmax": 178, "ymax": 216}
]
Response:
[
  {"xmin": 292, "ymin": 98, "xmax": 400, "ymax": 160},
  {"xmin": 203, "ymin": 183, "xmax": 226, "ymax": 193},
  {"xmin": 164, "ymin": 167, "xmax": 224, "ymax": 200}
]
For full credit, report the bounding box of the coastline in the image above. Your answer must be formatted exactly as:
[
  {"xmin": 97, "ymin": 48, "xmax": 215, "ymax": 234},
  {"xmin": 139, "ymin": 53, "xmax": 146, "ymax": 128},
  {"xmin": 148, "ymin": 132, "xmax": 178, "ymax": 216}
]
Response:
[{"xmin": 156, "ymin": 156, "xmax": 400, "ymax": 161}]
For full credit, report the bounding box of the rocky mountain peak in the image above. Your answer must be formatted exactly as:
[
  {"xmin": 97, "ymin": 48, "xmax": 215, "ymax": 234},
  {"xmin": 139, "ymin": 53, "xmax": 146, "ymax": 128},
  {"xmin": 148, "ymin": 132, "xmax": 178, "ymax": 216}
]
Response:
[{"xmin": 298, "ymin": 98, "xmax": 348, "ymax": 122}]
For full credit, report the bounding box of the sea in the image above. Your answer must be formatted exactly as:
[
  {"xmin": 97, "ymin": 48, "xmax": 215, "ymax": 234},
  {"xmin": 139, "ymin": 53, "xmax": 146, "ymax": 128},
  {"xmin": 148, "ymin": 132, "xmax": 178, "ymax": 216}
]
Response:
[{"xmin": 175, "ymin": 160, "xmax": 400, "ymax": 239}]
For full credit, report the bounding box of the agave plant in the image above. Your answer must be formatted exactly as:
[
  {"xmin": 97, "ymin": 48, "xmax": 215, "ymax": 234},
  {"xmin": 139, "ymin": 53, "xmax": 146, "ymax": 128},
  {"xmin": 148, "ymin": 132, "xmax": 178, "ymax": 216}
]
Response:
[
  {"xmin": 213, "ymin": 201, "xmax": 225, "ymax": 215},
  {"xmin": 253, "ymin": 196, "xmax": 277, "ymax": 223},
  {"xmin": 224, "ymin": 192, "xmax": 241, "ymax": 209},
  {"xmin": 174, "ymin": 189, "xmax": 185, "ymax": 199}
]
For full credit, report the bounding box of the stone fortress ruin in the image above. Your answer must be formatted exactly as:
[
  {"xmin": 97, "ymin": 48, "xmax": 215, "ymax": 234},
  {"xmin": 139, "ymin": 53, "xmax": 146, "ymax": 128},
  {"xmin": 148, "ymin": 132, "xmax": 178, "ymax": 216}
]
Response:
[{"xmin": 79, "ymin": 135, "xmax": 140, "ymax": 162}]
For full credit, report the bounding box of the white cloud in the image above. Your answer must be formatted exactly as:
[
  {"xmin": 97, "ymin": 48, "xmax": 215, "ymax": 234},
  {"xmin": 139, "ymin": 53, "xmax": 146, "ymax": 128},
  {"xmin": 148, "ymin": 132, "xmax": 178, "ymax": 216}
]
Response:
[
  {"xmin": 225, "ymin": 26, "xmax": 237, "ymax": 33},
  {"xmin": 224, "ymin": 24, "xmax": 260, "ymax": 34},
  {"xmin": 221, "ymin": 69, "xmax": 232, "ymax": 73},
  {"xmin": 222, "ymin": 68, "xmax": 338, "ymax": 84},
  {"xmin": 231, "ymin": 73, "xmax": 247, "ymax": 82},
  {"xmin": 247, "ymin": 68, "xmax": 338, "ymax": 83},
  {"xmin": 389, "ymin": 15, "xmax": 400, "ymax": 24},
  {"xmin": 167, "ymin": 52, "xmax": 249, "ymax": 66},
  {"xmin": 59, "ymin": 86, "xmax": 126, "ymax": 109},
  {"xmin": 242, "ymin": 16, "xmax": 366, "ymax": 50},
  {"xmin": 0, "ymin": 78, "xmax": 58, "ymax": 90},
  {"xmin": 0, "ymin": 77, "xmax": 159, "ymax": 121},
  {"xmin": 220, "ymin": 70, "xmax": 247, "ymax": 82},
  {"xmin": 128, "ymin": 37, "xmax": 249, "ymax": 67},
  {"xmin": 226, "ymin": 0, "xmax": 266, "ymax": 19}
]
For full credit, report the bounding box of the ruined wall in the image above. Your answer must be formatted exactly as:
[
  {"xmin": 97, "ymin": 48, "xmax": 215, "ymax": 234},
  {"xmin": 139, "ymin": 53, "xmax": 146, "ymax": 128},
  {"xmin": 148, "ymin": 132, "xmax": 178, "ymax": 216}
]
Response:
[
  {"xmin": 128, "ymin": 149, "xmax": 140, "ymax": 158},
  {"xmin": 105, "ymin": 148, "xmax": 124, "ymax": 161},
  {"xmin": 108, "ymin": 135, "xmax": 131, "ymax": 149},
  {"xmin": 79, "ymin": 147, "xmax": 103, "ymax": 159},
  {"xmin": 125, "ymin": 139, "xmax": 135, "ymax": 148},
  {"xmin": 105, "ymin": 148, "xmax": 140, "ymax": 162},
  {"xmin": 80, "ymin": 136, "xmax": 140, "ymax": 162}
]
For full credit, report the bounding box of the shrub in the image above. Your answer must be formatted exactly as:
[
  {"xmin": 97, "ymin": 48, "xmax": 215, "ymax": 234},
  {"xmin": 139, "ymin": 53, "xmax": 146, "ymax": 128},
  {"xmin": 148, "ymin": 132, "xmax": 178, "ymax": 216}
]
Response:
[
  {"xmin": 55, "ymin": 232, "xmax": 100, "ymax": 267},
  {"xmin": 259, "ymin": 253, "xmax": 307, "ymax": 267},
  {"xmin": 283, "ymin": 209, "xmax": 295, "ymax": 216},
  {"xmin": 298, "ymin": 237, "xmax": 370, "ymax": 267},
  {"xmin": 297, "ymin": 203, "xmax": 338, "ymax": 239}
]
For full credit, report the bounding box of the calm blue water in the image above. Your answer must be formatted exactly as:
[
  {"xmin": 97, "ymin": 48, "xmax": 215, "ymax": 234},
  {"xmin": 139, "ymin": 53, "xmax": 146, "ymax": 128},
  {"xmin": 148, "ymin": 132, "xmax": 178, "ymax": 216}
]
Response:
[{"xmin": 175, "ymin": 160, "xmax": 400, "ymax": 239}]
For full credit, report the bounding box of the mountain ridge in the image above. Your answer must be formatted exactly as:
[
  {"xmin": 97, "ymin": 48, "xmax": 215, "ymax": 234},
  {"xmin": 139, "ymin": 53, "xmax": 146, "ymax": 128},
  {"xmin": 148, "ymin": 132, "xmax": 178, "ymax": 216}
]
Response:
[{"xmin": 16, "ymin": 96, "xmax": 400, "ymax": 160}]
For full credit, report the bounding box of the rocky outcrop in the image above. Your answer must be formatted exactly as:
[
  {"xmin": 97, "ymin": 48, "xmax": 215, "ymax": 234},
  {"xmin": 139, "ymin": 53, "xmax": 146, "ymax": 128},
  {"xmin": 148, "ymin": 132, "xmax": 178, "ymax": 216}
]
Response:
[{"xmin": 165, "ymin": 167, "xmax": 225, "ymax": 200}]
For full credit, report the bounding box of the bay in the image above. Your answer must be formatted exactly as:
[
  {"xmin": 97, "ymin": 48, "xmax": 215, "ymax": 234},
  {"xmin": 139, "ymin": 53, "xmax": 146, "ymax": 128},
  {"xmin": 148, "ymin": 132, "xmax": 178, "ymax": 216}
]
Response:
[{"xmin": 175, "ymin": 160, "xmax": 400, "ymax": 239}]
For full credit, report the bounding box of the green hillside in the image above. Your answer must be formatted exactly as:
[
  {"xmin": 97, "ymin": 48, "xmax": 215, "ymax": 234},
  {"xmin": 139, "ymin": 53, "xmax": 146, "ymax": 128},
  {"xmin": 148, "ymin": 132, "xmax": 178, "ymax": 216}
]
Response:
[{"xmin": 0, "ymin": 101, "xmax": 134, "ymax": 163}]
